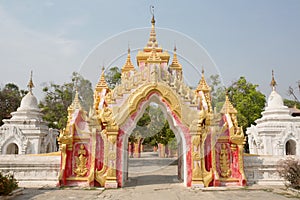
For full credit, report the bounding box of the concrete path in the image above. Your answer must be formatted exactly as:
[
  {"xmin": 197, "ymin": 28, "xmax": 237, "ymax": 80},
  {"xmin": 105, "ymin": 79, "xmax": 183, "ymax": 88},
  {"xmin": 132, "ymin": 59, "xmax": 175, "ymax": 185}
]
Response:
[{"xmin": 11, "ymin": 153, "xmax": 299, "ymax": 200}]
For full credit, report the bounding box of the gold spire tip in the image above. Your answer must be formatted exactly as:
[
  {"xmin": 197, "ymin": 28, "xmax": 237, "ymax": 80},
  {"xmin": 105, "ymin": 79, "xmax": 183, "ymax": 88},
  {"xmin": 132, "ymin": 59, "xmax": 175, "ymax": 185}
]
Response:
[
  {"xmin": 270, "ymin": 69, "xmax": 277, "ymax": 90},
  {"xmin": 150, "ymin": 5, "xmax": 155, "ymax": 24},
  {"xmin": 27, "ymin": 70, "xmax": 34, "ymax": 93}
]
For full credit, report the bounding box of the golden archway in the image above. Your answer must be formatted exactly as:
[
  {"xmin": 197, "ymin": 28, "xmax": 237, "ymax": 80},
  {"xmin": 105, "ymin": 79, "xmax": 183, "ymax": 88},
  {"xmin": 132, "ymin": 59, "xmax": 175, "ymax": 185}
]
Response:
[{"xmin": 57, "ymin": 14, "xmax": 246, "ymax": 189}]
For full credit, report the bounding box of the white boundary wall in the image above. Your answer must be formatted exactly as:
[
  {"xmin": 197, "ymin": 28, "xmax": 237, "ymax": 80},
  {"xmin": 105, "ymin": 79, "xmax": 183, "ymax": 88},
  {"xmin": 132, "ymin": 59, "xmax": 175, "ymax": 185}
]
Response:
[
  {"xmin": 0, "ymin": 155, "xmax": 60, "ymax": 187},
  {"xmin": 0, "ymin": 154, "xmax": 299, "ymax": 187}
]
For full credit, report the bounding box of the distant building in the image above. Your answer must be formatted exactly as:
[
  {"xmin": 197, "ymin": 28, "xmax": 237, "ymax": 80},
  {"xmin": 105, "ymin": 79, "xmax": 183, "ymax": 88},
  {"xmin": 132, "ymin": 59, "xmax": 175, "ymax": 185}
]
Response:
[
  {"xmin": 247, "ymin": 71, "xmax": 300, "ymax": 156},
  {"xmin": 0, "ymin": 72, "xmax": 58, "ymax": 154}
]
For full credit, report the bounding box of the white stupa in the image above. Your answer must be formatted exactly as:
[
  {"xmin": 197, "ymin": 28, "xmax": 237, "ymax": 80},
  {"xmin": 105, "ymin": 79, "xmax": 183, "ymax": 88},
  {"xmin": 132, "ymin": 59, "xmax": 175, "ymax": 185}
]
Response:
[
  {"xmin": 0, "ymin": 72, "xmax": 58, "ymax": 154},
  {"xmin": 247, "ymin": 71, "xmax": 300, "ymax": 156}
]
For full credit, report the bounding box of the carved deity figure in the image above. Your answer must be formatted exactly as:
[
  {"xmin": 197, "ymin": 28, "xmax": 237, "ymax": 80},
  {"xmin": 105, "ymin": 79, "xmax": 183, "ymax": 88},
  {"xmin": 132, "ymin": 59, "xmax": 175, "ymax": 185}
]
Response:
[{"xmin": 74, "ymin": 144, "xmax": 88, "ymax": 177}]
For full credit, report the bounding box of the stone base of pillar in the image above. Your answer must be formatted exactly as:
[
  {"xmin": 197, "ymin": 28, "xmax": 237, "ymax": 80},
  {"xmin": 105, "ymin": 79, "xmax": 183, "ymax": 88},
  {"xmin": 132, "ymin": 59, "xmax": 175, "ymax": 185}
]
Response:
[
  {"xmin": 191, "ymin": 181, "xmax": 205, "ymax": 189},
  {"xmin": 105, "ymin": 180, "xmax": 118, "ymax": 188}
]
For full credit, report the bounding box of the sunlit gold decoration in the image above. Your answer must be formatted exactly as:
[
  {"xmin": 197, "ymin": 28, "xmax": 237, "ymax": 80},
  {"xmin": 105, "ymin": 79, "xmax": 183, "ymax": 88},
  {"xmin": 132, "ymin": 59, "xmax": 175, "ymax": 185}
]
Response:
[
  {"xmin": 58, "ymin": 144, "xmax": 67, "ymax": 181},
  {"xmin": 196, "ymin": 68, "xmax": 211, "ymax": 93},
  {"xmin": 190, "ymin": 119, "xmax": 213, "ymax": 187},
  {"xmin": 122, "ymin": 47, "xmax": 135, "ymax": 74},
  {"xmin": 87, "ymin": 128, "xmax": 96, "ymax": 184},
  {"xmin": 221, "ymin": 93, "xmax": 245, "ymax": 145},
  {"xmin": 136, "ymin": 13, "xmax": 170, "ymax": 66},
  {"xmin": 196, "ymin": 69, "xmax": 212, "ymax": 113},
  {"xmin": 220, "ymin": 92, "xmax": 237, "ymax": 114},
  {"xmin": 95, "ymin": 165, "xmax": 107, "ymax": 186},
  {"xmin": 217, "ymin": 92, "xmax": 246, "ymax": 184},
  {"xmin": 57, "ymin": 128, "xmax": 72, "ymax": 146},
  {"xmin": 100, "ymin": 107, "xmax": 118, "ymax": 132},
  {"xmin": 74, "ymin": 144, "xmax": 88, "ymax": 177},
  {"xmin": 94, "ymin": 67, "xmax": 110, "ymax": 112},
  {"xmin": 219, "ymin": 144, "xmax": 231, "ymax": 178}
]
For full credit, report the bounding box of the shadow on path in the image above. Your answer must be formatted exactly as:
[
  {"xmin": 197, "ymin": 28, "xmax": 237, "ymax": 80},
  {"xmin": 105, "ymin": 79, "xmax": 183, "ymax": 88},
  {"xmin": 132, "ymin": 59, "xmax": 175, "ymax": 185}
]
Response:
[{"xmin": 125, "ymin": 174, "xmax": 180, "ymax": 187}]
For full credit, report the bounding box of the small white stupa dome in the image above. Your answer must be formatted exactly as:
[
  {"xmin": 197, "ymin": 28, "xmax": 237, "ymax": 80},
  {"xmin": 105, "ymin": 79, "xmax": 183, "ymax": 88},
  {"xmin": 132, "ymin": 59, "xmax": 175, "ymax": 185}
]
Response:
[
  {"xmin": 17, "ymin": 71, "xmax": 40, "ymax": 111},
  {"xmin": 18, "ymin": 92, "xmax": 39, "ymax": 111},
  {"xmin": 266, "ymin": 70, "xmax": 286, "ymax": 109},
  {"xmin": 267, "ymin": 90, "xmax": 284, "ymax": 108}
]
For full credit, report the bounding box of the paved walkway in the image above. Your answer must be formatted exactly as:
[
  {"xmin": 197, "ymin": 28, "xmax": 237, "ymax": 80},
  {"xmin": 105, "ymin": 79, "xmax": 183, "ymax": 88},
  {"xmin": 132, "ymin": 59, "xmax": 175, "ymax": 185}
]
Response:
[{"xmin": 11, "ymin": 152, "xmax": 299, "ymax": 200}]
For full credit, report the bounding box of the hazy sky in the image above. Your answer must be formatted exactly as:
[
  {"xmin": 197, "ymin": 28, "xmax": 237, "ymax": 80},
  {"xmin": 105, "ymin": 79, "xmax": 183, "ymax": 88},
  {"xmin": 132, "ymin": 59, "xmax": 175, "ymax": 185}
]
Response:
[{"xmin": 0, "ymin": 0, "xmax": 300, "ymax": 101}]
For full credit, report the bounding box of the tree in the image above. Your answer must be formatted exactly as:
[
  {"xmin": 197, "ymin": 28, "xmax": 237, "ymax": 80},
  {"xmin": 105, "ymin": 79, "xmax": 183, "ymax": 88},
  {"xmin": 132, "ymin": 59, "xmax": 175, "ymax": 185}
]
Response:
[
  {"xmin": 39, "ymin": 72, "xmax": 93, "ymax": 130},
  {"xmin": 227, "ymin": 77, "xmax": 266, "ymax": 152},
  {"xmin": 130, "ymin": 105, "xmax": 175, "ymax": 147},
  {"xmin": 105, "ymin": 67, "xmax": 121, "ymax": 89},
  {"xmin": 208, "ymin": 74, "xmax": 226, "ymax": 112},
  {"xmin": 284, "ymin": 99, "xmax": 300, "ymax": 109},
  {"xmin": 0, "ymin": 83, "xmax": 25, "ymax": 125}
]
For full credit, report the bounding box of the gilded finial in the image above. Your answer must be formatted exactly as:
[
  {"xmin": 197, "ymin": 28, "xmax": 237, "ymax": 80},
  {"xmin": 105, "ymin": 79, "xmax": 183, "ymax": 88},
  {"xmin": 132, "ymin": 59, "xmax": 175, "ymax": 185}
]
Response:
[
  {"xmin": 169, "ymin": 44, "xmax": 182, "ymax": 70},
  {"xmin": 150, "ymin": 5, "xmax": 155, "ymax": 24},
  {"xmin": 221, "ymin": 91, "xmax": 237, "ymax": 114},
  {"xmin": 270, "ymin": 70, "xmax": 277, "ymax": 91},
  {"xmin": 95, "ymin": 66, "xmax": 109, "ymax": 90},
  {"xmin": 27, "ymin": 70, "xmax": 34, "ymax": 94},
  {"xmin": 71, "ymin": 89, "xmax": 81, "ymax": 110},
  {"xmin": 196, "ymin": 67, "xmax": 211, "ymax": 92},
  {"xmin": 122, "ymin": 47, "xmax": 135, "ymax": 73}
]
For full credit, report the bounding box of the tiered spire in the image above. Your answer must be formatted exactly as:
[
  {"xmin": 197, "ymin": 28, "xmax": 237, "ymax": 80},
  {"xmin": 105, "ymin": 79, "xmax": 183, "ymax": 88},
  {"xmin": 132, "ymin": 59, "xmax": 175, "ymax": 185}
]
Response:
[
  {"xmin": 169, "ymin": 45, "xmax": 182, "ymax": 70},
  {"xmin": 121, "ymin": 47, "xmax": 135, "ymax": 73},
  {"xmin": 221, "ymin": 92, "xmax": 237, "ymax": 114},
  {"xmin": 27, "ymin": 71, "xmax": 34, "ymax": 94},
  {"xmin": 145, "ymin": 15, "xmax": 159, "ymax": 50},
  {"xmin": 68, "ymin": 77, "xmax": 82, "ymax": 111},
  {"xmin": 136, "ymin": 7, "xmax": 170, "ymax": 66},
  {"xmin": 270, "ymin": 70, "xmax": 277, "ymax": 91},
  {"xmin": 95, "ymin": 67, "xmax": 109, "ymax": 90},
  {"xmin": 94, "ymin": 67, "xmax": 109, "ymax": 111},
  {"xmin": 69, "ymin": 90, "xmax": 82, "ymax": 110},
  {"xmin": 196, "ymin": 68, "xmax": 211, "ymax": 92}
]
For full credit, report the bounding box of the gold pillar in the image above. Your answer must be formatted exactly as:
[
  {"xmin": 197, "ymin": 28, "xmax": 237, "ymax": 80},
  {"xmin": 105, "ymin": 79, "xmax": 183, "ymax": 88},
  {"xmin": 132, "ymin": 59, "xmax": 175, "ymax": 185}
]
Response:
[
  {"xmin": 105, "ymin": 130, "xmax": 118, "ymax": 188},
  {"xmin": 190, "ymin": 118, "xmax": 213, "ymax": 188}
]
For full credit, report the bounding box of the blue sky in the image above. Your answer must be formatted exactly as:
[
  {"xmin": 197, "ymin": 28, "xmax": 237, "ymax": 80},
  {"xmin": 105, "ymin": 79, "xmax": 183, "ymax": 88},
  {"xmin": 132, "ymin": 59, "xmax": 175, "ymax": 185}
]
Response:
[{"xmin": 0, "ymin": 0, "xmax": 300, "ymax": 101}]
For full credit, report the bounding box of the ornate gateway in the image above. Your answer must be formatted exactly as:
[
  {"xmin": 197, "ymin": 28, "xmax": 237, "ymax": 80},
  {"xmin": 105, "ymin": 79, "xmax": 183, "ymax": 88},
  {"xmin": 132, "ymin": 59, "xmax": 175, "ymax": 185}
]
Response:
[{"xmin": 57, "ymin": 14, "xmax": 246, "ymax": 188}]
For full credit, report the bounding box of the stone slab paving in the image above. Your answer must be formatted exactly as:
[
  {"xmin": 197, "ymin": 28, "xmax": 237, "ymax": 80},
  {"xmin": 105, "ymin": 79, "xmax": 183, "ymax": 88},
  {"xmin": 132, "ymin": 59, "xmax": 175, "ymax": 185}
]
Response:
[
  {"xmin": 10, "ymin": 184, "xmax": 299, "ymax": 200},
  {"xmin": 9, "ymin": 154, "xmax": 300, "ymax": 200}
]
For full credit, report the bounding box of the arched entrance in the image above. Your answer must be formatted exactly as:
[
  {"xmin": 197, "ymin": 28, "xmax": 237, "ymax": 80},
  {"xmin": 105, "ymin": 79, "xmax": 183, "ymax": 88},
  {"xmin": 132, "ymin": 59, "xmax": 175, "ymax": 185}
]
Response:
[
  {"xmin": 6, "ymin": 143, "xmax": 19, "ymax": 154},
  {"xmin": 285, "ymin": 139, "xmax": 296, "ymax": 155},
  {"xmin": 118, "ymin": 92, "xmax": 190, "ymax": 186}
]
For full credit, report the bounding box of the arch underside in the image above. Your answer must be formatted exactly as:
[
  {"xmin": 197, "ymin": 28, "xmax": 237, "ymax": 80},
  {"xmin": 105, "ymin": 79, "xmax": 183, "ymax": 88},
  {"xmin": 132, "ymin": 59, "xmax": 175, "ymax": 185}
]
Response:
[
  {"xmin": 116, "ymin": 91, "xmax": 192, "ymax": 187},
  {"xmin": 112, "ymin": 82, "xmax": 198, "ymax": 128}
]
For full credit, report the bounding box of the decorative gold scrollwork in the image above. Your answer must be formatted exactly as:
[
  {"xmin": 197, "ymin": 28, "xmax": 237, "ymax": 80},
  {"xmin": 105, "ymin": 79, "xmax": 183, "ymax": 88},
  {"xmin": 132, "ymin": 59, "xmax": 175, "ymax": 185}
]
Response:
[
  {"xmin": 57, "ymin": 128, "xmax": 72, "ymax": 145},
  {"xmin": 219, "ymin": 144, "xmax": 231, "ymax": 178}
]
